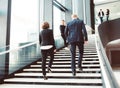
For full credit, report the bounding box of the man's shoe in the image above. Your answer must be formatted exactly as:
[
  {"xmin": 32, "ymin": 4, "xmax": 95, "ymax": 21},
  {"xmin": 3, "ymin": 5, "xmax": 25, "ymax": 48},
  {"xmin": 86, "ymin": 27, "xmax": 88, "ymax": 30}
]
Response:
[
  {"xmin": 72, "ymin": 72, "xmax": 76, "ymax": 76},
  {"xmin": 47, "ymin": 67, "xmax": 52, "ymax": 73},
  {"xmin": 43, "ymin": 75, "xmax": 48, "ymax": 80},
  {"xmin": 78, "ymin": 67, "xmax": 82, "ymax": 71},
  {"xmin": 77, "ymin": 66, "xmax": 82, "ymax": 71}
]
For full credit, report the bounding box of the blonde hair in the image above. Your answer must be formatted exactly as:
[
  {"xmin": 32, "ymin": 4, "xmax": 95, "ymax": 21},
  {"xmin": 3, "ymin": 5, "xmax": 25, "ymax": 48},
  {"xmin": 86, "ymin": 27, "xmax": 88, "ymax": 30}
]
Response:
[
  {"xmin": 71, "ymin": 14, "xmax": 78, "ymax": 19},
  {"xmin": 41, "ymin": 22, "xmax": 50, "ymax": 29}
]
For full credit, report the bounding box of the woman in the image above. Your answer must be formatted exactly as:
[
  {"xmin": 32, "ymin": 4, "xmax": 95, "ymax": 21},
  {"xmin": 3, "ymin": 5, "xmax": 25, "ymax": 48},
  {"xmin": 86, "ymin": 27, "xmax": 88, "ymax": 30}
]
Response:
[
  {"xmin": 39, "ymin": 22, "xmax": 56, "ymax": 80},
  {"xmin": 106, "ymin": 9, "xmax": 110, "ymax": 21},
  {"xmin": 60, "ymin": 20, "xmax": 67, "ymax": 47}
]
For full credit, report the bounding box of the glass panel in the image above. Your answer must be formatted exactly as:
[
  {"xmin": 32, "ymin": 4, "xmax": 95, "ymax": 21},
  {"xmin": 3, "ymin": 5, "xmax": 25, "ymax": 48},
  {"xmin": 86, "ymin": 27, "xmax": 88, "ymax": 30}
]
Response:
[
  {"xmin": 53, "ymin": 6, "xmax": 61, "ymax": 37},
  {"xmin": 53, "ymin": 5, "xmax": 65, "ymax": 48},
  {"xmin": 9, "ymin": 44, "xmax": 38, "ymax": 74},
  {"xmin": 0, "ymin": 0, "xmax": 8, "ymax": 79},
  {"xmin": 10, "ymin": 0, "xmax": 39, "ymax": 49},
  {"xmin": 0, "ymin": 54, "xmax": 6, "ymax": 79},
  {"xmin": 9, "ymin": 0, "xmax": 40, "ymax": 74}
]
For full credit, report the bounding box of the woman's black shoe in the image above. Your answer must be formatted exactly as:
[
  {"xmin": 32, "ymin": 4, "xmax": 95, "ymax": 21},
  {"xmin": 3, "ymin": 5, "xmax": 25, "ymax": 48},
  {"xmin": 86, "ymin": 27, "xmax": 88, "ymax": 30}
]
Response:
[
  {"xmin": 43, "ymin": 75, "xmax": 48, "ymax": 80},
  {"xmin": 48, "ymin": 67, "xmax": 52, "ymax": 73}
]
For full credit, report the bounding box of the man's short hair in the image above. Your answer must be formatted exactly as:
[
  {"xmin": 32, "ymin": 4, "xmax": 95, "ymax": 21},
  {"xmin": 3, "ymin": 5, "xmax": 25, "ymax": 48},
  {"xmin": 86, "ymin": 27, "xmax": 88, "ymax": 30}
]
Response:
[{"xmin": 71, "ymin": 14, "xmax": 78, "ymax": 19}]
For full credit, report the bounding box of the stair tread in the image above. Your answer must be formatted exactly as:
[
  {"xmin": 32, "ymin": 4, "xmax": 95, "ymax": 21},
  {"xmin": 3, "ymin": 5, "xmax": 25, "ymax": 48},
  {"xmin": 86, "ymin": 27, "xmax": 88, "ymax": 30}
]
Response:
[
  {"xmin": 24, "ymin": 68, "xmax": 100, "ymax": 71},
  {"xmin": 15, "ymin": 73, "xmax": 101, "ymax": 77},
  {"xmin": 30, "ymin": 63, "xmax": 100, "ymax": 67},
  {"xmin": 54, "ymin": 55, "xmax": 98, "ymax": 57},
  {"xmin": 0, "ymin": 84, "xmax": 103, "ymax": 88},
  {"xmin": 37, "ymin": 60, "xmax": 99, "ymax": 63},
  {"xmin": 4, "ymin": 78, "xmax": 102, "ymax": 84}
]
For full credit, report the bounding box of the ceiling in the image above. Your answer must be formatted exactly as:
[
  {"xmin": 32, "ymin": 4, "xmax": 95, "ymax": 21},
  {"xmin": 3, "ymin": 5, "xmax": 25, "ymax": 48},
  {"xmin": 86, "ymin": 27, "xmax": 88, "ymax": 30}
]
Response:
[{"xmin": 94, "ymin": 0, "xmax": 119, "ymax": 4}]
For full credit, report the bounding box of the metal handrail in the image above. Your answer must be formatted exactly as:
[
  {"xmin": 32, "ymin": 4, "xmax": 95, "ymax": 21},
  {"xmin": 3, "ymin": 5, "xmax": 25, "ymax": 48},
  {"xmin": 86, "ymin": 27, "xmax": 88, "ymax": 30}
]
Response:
[{"xmin": 0, "ymin": 41, "xmax": 39, "ymax": 55}]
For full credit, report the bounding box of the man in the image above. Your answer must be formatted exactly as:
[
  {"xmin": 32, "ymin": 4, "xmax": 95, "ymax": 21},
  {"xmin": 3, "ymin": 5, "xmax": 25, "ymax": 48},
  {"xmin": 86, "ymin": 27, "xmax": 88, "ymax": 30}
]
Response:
[
  {"xmin": 98, "ymin": 9, "xmax": 104, "ymax": 23},
  {"xmin": 65, "ymin": 14, "xmax": 88, "ymax": 76}
]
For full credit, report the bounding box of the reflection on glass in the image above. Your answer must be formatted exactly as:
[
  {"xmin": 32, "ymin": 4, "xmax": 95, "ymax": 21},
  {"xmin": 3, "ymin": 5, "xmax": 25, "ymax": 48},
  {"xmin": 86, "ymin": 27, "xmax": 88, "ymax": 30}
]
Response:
[
  {"xmin": 0, "ymin": 0, "xmax": 8, "ymax": 79},
  {"xmin": 53, "ymin": 6, "xmax": 61, "ymax": 37},
  {"xmin": 10, "ymin": 0, "xmax": 39, "ymax": 49},
  {"xmin": 9, "ymin": 0, "xmax": 40, "ymax": 74}
]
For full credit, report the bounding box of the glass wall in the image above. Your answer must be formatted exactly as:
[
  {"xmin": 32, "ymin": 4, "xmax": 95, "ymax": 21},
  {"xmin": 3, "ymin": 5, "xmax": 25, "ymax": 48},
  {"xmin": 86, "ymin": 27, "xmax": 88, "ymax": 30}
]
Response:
[
  {"xmin": 0, "ymin": 0, "xmax": 8, "ymax": 80},
  {"xmin": 9, "ymin": 0, "xmax": 40, "ymax": 74},
  {"xmin": 53, "ymin": 1, "xmax": 66, "ymax": 48},
  {"xmin": 53, "ymin": 6, "xmax": 61, "ymax": 37},
  {"xmin": 10, "ymin": 0, "xmax": 39, "ymax": 48},
  {"xmin": 0, "ymin": 0, "xmax": 8, "ymax": 49}
]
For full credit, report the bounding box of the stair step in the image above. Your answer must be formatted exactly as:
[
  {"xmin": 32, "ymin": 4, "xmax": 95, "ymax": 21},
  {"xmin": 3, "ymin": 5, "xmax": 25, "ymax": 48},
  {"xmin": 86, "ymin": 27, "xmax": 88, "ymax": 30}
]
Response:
[
  {"xmin": 0, "ymin": 84, "xmax": 103, "ymax": 88},
  {"xmin": 14, "ymin": 72, "xmax": 101, "ymax": 77},
  {"xmin": 56, "ymin": 51, "xmax": 97, "ymax": 54},
  {"xmin": 22, "ymin": 68, "xmax": 100, "ymax": 72},
  {"xmin": 54, "ymin": 55, "xmax": 98, "ymax": 58},
  {"xmin": 30, "ymin": 64, "xmax": 100, "ymax": 67},
  {"xmin": 37, "ymin": 60, "xmax": 100, "ymax": 64},
  {"xmin": 4, "ymin": 78, "xmax": 102, "ymax": 86},
  {"xmin": 49, "ymin": 58, "xmax": 99, "ymax": 62},
  {"xmin": 38, "ymin": 57, "xmax": 99, "ymax": 61},
  {"xmin": 54, "ymin": 53, "xmax": 97, "ymax": 56}
]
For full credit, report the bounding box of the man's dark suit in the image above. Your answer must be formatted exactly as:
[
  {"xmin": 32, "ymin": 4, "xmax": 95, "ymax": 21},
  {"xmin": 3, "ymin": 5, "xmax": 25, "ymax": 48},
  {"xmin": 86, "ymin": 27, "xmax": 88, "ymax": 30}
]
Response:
[
  {"xmin": 39, "ymin": 29, "xmax": 55, "ymax": 76},
  {"xmin": 65, "ymin": 18, "xmax": 88, "ymax": 75}
]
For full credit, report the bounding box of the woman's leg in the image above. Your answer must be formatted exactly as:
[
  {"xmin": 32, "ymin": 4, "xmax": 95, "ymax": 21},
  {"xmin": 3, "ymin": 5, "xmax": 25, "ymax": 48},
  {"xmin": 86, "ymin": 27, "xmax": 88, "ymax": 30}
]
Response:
[
  {"xmin": 41, "ymin": 50, "xmax": 47, "ymax": 76},
  {"xmin": 48, "ymin": 48, "xmax": 54, "ymax": 68}
]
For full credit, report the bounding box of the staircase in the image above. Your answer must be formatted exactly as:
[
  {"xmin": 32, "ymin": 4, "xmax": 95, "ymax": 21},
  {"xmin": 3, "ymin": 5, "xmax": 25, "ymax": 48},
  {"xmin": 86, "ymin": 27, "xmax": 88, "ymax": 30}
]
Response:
[{"xmin": 2, "ymin": 35, "xmax": 103, "ymax": 88}]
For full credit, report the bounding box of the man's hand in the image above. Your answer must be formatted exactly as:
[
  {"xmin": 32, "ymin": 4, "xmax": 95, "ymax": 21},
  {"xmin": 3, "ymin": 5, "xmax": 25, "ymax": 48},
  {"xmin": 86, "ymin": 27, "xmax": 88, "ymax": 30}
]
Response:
[
  {"xmin": 54, "ymin": 49, "xmax": 57, "ymax": 53},
  {"xmin": 84, "ymin": 41, "xmax": 88, "ymax": 44}
]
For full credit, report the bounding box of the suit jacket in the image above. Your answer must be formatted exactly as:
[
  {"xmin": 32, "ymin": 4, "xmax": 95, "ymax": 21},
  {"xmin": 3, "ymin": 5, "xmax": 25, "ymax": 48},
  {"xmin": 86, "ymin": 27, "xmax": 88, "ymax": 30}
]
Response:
[
  {"xmin": 65, "ymin": 19, "xmax": 88, "ymax": 43},
  {"xmin": 98, "ymin": 11, "xmax": 104, "ymax": 17},
  {"xmin": 39, "ymin": 29, "xmax": 56, "ymax": 49}
]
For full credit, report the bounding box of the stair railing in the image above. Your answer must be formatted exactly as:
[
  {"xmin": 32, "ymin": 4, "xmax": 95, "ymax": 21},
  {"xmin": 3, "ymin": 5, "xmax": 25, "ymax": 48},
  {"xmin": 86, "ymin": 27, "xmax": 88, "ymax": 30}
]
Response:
[{"xmin": 95, "ymin": 28, "xmax": 119, "ymax": 88}]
